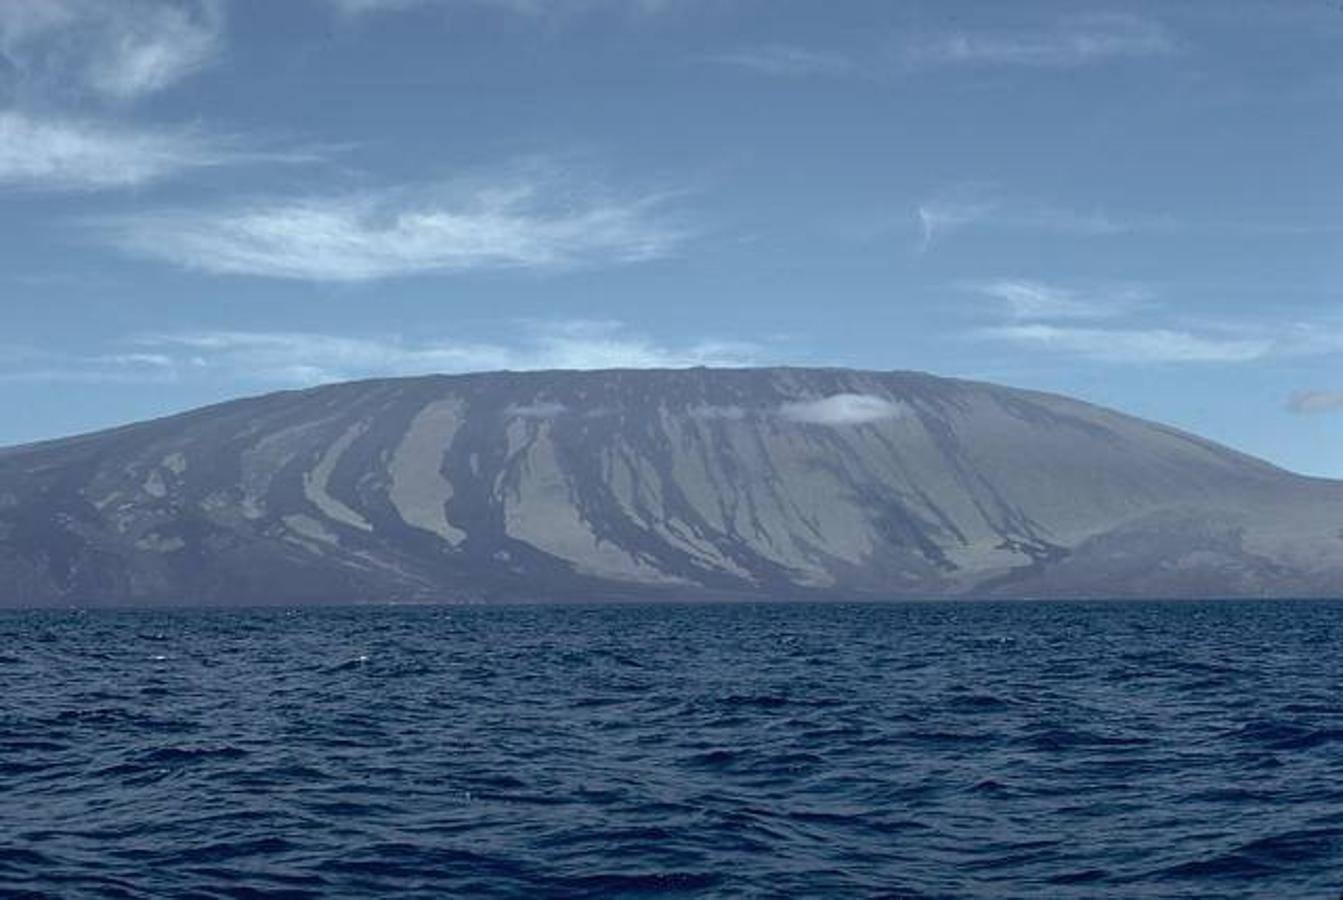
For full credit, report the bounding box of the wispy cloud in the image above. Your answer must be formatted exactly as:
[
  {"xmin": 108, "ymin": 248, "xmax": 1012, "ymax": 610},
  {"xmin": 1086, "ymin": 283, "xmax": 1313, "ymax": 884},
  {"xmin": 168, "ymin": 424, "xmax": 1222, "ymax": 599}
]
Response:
[
  {"xmin": 136, "ymin": 321, "xmax": 759, "ymax": 385},
  {"xmin": 0, "ymin": 3, "xmax": 243, "ymax": 192},
  {"xmin": 324, "ymin": 0, "xmax": 434, "ymax": 13},
  {"xmin": 1286, "ymin": 391, "xmax": 1343, "ymax": 415},
  {"xmin": 779, "ymin": 394, "xmax": 908, "ymax": 426},
  {"xmin": 324, "ymin": 0, "xmax": 675, "ymax": 19},
  {"xmin": 0, "ymin": 322, "xmax": 762, "ymax": 386},
  {"xmin": 90, "ymin": 175, "xmax": 686, "ymax": 280},
  {"xmin": 715, "ymin": 15, "xmax": 1174, "ymax": 83},
  {"xmin": 521, "ymin": 320, "xmax": 758, "ymax": 371},
  {"xmin": 1002, "ymin": 205, "xmax": 1177, "ymax": 237},
  {"xmin": 916, "ymin": 198, "xmax": 995, "ymax": 252},
  {"xmin": 912, "ymin": 192, "xmax": 1330, "ymax": 252},
  {"xmin": 902, "ymin": 14, "xmax": 1176, "ymax": 69},
  {"xmin": 1276, "ymin": 323, "xmax": 1343, "ymax": 357},
  {"xmin": 0, "ymin": 111, "xmax": 234, "ymax": 190},
  {"xmin": 913, "ymin": 192, "xmax": 1177, "ymax": 251},
  {"xmin": 0, "ymin": 347, "xmax": 178, "ymax": 384},
  {"xmin": 0, "ymin": 0, "xmax": 223, "ymax": 101},
  {"xmin": 969, "ymin": 291, "xmax": 1343, "ymax": 367},
  {"xmin": 972, "ymin": 279, "xmax": 1150, "ymax": 321},
  {"xmin": 980, "ymin": 324, "xmax": 1271, "ymax": 364},
  {"xmin": 712, "ymin": 45, "xmax": 854, "ymax": 78}
]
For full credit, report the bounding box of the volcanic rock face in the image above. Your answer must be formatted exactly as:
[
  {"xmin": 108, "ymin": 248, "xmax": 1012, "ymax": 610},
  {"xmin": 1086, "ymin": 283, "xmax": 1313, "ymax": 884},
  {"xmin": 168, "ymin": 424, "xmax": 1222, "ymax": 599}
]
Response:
[{"xmin": 2, "ymin": 368, "xmax": 1341, "ymax": 607}]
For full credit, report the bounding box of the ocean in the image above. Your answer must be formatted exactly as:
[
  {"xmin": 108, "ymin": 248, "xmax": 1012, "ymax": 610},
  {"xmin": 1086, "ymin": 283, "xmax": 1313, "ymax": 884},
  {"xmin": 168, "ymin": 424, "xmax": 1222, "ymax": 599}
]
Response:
[{"xmin": 2, "ymin": 600, "xmax": 1342, "ymax": 898}]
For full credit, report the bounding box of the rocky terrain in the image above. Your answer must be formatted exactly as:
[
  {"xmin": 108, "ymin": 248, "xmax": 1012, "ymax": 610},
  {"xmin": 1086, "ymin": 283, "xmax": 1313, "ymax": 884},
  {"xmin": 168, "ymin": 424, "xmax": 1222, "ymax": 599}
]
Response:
[{"xmin": 2, "ymin": 367, "xmax": 1341, "ymax": 607}]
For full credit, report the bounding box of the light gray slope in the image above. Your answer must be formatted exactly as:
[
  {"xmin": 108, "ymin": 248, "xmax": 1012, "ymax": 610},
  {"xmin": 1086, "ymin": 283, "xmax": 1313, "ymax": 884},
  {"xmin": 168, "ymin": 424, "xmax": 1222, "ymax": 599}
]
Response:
[{"xmin": 1, "ymin": 367, "xmax": 1341, "ymax": 606}]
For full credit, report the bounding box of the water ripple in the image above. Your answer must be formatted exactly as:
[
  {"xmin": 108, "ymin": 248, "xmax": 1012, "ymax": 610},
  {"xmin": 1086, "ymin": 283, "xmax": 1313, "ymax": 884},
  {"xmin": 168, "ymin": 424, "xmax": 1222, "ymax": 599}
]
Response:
[{"xmin": 2, "ymin": 600, "xmax": 1343, "ymax": 897}]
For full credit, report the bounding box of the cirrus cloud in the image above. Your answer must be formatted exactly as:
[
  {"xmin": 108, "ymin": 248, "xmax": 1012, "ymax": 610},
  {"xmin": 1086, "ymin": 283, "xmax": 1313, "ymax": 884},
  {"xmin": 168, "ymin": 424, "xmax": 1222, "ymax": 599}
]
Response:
[
  {"xmin": 90, "ymin": 177, "xmax": 687, "ymax": 280},
  {"xmin": 980, "ymin": 324, "xmax": 1272, "ymax": 364},
  {"xmin": 973, "ymin": 279, "xmax": 1150, "ymax": 321},
  {"xmin": 901, "ymin": 14, "xmax": 1176, "ymax": 69},
  {"xmin": 1286, "ymin": 391, "xmax": 1343, "ymax": 415},
  {"xmin": 0, "ymin": 111, "xmax": 235, "ymax": 190},
  {"xmin": 0, "ymin": 322, "xmax": 764, "ymax": 387},
  {"xmin": 324, "ymin": 0, "xmax": 677, "ymax": 18},
  {"xmin": 0, "ymin": 0, "xmax": 223, "ymax": 101},
  {"xmin": 712, "ymin": 45, "xmax": 854, "ymax": 78},
  {"xmin": 135, "ymin": 321, "xmax": 760, "ymax": 385}
]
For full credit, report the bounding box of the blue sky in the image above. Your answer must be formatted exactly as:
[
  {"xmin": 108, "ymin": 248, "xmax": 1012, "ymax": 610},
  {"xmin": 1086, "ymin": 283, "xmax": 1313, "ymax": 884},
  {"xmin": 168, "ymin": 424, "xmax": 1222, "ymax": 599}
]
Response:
[{"xmin": 2, "ymin": 0, "xmax": 1341, "ymax": 476}]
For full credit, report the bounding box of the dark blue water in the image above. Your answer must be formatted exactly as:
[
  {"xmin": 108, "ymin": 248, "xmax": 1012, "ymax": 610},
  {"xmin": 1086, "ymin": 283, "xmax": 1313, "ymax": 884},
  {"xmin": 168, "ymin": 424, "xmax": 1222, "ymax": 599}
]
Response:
[{"xmin": 3, "ymin": 601, "xmax": 1343, "ymax": 898}]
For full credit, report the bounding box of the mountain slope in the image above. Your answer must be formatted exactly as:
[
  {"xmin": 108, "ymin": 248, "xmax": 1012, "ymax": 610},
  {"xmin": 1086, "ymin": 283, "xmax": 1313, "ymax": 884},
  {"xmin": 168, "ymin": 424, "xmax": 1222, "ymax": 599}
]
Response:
[{"xmin": 2, "ymin": 368, "xmax": 1341, "ymax": 606}]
